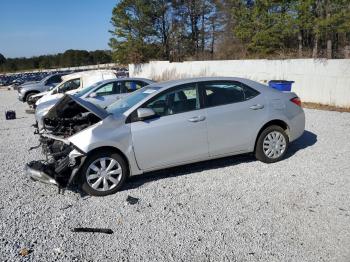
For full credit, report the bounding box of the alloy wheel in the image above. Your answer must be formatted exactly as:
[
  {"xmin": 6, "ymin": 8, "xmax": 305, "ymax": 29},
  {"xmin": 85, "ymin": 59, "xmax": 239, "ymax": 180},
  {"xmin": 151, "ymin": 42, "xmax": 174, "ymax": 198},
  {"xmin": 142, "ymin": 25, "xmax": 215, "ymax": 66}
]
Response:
[
  {"xmin": 262, "ymin": 131, "xmax": 287, "ymax": 159},
  {"xmin": 86, "ymin": 157, "xmax": 123, "ymax": 192}
]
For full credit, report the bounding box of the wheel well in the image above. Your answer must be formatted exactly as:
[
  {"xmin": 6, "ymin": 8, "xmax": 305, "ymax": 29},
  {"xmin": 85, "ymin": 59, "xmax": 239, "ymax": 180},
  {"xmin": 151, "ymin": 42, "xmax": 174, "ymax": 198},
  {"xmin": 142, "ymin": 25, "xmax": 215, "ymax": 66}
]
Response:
[
  {"xmin": 86, "ymin": 146, "xmax": 130, "ymax": 176},
  {"xmin": 24, "ymin": 90, "xmax": 39, "ymax": 101},
  {"xmin": 254, "ymin": 120, "xmax": 289, "ymax": 151}
]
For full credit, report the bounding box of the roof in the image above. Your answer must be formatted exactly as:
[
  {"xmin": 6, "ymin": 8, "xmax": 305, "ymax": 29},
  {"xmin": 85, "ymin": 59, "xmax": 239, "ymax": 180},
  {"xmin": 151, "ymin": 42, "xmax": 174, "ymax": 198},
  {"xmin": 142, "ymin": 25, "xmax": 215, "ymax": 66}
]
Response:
[
  {"xmin": 61, "ymin": 70, "xmax": 116, "ymax": 82},
  {"xmin": 145, "ymin": 77, "xmax": 269, "ymax": 93},
  {"xmin": 93, "ymin": 77, "xmax": 155, "ymax": 85}
]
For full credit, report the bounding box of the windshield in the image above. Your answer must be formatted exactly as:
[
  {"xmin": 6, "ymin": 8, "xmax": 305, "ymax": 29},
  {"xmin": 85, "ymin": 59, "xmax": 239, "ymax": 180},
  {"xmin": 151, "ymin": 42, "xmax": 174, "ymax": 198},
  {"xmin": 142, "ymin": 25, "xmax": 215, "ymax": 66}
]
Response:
[
  {"xmin": 106, "ymin": 86, "xmax": 160, "ymax": 115},
  {"xmin": 75, "ymin": 81, "xmax": 104, "ymax": 97}
]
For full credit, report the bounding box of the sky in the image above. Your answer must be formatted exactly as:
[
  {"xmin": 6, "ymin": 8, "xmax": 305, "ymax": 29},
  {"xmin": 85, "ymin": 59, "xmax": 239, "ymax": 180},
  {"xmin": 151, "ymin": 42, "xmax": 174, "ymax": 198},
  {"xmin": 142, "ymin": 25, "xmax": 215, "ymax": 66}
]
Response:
[{"xmin": 0, "ymin": 0, "xmax": 118, "ymax": 58}]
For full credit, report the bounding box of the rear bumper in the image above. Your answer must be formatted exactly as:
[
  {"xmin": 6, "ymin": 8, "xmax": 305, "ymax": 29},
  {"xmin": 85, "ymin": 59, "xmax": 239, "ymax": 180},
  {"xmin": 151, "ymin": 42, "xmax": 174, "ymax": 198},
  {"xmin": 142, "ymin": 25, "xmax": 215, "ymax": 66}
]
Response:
[{"xmin": 289, "ymin": 110, "xmax": 305, "ymax": 142}]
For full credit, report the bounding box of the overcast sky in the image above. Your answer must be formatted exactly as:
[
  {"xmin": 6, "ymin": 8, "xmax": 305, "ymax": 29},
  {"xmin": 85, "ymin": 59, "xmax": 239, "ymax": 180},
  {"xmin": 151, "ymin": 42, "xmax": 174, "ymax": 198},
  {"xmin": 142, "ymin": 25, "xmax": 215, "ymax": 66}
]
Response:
[{"xmin": 0, "ymin": 0, "xmax": 118, "ymax": 58}]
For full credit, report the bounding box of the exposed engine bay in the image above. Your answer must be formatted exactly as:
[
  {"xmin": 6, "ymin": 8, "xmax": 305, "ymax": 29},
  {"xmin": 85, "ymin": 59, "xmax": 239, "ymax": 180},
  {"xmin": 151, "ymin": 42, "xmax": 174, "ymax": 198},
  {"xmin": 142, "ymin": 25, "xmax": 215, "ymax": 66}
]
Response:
[
  {"xmin": 27, "ymin": 95, "xmax": 107, "ymax": 190},
  {"xmin": 42, "ymin": 95, "xmax": 102, "ymax": 137}
]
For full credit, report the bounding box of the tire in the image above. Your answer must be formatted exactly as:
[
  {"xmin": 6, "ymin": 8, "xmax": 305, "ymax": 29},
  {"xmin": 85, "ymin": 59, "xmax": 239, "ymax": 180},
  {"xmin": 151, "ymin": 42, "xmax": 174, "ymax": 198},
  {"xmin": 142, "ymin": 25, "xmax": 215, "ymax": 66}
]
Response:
[
  {"xmin": 80, "ymin": 150, "xmax": 128, "ymax": 196},
  {"xmin": 255, "ymin": 125, "xmax": 289, "ymax": 163},
  {"xmin": 25, "ymin": 92, "xmax": 38, "ymax": 103}
]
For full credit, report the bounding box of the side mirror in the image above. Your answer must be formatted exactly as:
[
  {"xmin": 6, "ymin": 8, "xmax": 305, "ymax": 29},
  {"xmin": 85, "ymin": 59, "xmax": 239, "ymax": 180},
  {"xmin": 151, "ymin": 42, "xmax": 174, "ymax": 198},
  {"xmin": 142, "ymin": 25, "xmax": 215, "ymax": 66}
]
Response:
[
  {"xmin": 137, "ymin": 108, "xmax": 156, "ymax": 120},
  {"xmin": 89, "ymin": 92, "xmax": 97, "ymax": 98}
]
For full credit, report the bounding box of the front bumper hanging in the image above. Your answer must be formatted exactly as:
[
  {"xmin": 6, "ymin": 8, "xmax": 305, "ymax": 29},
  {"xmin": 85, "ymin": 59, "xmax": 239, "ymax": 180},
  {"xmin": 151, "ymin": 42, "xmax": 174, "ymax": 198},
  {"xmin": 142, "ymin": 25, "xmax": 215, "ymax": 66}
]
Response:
[{"xmin": 25, "ymin": 161, "xmax": 59, "ymax": 186}]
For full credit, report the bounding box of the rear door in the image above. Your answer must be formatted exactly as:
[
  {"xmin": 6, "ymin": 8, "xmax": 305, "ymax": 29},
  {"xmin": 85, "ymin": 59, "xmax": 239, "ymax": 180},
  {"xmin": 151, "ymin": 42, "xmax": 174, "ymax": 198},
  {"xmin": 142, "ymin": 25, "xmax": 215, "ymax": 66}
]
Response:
[
  {"xmin": 130, "ymin": 83, "xmax": 209, "ymax": 170},
  {"xmin": 201, "ymin": 81, "xmax": 266, "ymax": 156}
]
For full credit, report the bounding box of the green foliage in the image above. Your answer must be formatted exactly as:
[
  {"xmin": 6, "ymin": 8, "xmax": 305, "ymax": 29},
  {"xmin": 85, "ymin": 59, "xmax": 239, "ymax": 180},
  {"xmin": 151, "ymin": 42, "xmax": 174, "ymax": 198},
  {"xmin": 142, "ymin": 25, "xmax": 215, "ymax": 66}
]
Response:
[
  {"xmin": 0, "ymin": 50, "xmax": 112, "ymax": 73},
  {"xmin": 109, "ymin": 0, "xmax": 162, "ymax": 64},
  {"xmin": 232, "ymin": 0, "xmax": 298, "ymax": 54},
  {"xmin": 109, "ymin": 0, "xmax": 220, "ymax": 63},
  {"xmin": 0, "ymin": 53, "xmax": 6, "ymax": 64},
  {"xmin": 110, "ymin": 0, "xmax": 350, "ymax": 61},
  {"xmin": 231, "ymin": 0, "xmax": 350, "ymax": 57}
]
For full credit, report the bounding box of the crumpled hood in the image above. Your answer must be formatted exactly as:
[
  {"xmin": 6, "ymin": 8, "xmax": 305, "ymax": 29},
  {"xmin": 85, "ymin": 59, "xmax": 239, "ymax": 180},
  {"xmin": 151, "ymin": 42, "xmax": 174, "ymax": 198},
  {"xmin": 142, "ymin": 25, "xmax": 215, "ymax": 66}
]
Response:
[{"xmin": 45, "ymin": 94, "xmax": 110, "ymax": 121}]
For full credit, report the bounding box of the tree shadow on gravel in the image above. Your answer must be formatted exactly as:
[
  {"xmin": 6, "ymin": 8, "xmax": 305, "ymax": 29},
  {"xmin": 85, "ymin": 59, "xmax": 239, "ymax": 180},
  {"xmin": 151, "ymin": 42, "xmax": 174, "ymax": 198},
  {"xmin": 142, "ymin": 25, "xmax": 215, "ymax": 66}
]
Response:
[{"xmin": 123, "ymin": 130, "xmax": 317, "ymax": 191}]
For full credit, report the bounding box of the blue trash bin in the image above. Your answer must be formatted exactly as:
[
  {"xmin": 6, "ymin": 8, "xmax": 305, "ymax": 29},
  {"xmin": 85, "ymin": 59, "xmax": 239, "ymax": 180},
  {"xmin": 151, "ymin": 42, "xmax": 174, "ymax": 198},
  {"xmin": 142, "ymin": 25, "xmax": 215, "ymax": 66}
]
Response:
[{"xmin": 268, "ymin": 80, "xmax": 294, "ymax": 91}]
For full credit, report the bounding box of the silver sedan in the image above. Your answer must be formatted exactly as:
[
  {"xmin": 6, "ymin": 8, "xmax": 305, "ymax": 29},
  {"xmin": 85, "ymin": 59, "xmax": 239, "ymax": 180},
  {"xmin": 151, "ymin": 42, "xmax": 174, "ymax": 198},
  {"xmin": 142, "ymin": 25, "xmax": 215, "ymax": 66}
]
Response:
[{"xmin": 27, "ymin": 77, "xmax": 305, "ymax": 196}]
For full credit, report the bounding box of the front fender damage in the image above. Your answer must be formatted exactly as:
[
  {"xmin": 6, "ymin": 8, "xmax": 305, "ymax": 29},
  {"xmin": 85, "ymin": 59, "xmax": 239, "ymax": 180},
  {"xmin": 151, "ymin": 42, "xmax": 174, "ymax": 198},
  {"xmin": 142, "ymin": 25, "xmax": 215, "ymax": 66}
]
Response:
[{"xmin": 26, "ymin": 94, "xmax": 108, "ymax": 192}]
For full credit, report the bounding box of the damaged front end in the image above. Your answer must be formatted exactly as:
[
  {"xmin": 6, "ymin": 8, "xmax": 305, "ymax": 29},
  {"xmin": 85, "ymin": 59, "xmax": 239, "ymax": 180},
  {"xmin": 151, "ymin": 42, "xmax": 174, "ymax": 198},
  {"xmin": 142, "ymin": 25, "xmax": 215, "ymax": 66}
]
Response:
[
  {"xmin": 26, "ymin": 135, "xmax": 84, "ymax": 189},
  {"xmin": 26, "ymin": 95, "xmax": 108, "ymax": 190}
]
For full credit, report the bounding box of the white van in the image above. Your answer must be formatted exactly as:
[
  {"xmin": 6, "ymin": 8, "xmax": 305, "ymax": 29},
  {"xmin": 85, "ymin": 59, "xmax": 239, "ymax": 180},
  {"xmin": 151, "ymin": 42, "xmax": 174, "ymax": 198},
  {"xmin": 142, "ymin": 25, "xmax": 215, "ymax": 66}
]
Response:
[{"xmin": 35, "ymin": 70, "xmax": 116, "ymax": 107}]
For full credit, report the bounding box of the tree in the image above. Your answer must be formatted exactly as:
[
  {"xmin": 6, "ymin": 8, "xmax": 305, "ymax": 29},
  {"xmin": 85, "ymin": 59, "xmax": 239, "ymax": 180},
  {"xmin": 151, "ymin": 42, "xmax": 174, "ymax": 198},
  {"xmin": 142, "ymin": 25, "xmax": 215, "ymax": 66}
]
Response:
[
  {"xmin": 230, "ymin": 0, "xmax": 297, "ymax": 56},
  {"xmin": 109, "ymin": 0, "xmax": 220, "ymax": 63},
  {"xmin": 0, "ymin": 50, "xmax": 112, "ymax": 73},
  {"xmin": 0, "ymin": 53, "xmax": 6, "ymax": 65},
  {"xmin": 109, "ymin": 0, "xmax": 161, "ymax": 64}
]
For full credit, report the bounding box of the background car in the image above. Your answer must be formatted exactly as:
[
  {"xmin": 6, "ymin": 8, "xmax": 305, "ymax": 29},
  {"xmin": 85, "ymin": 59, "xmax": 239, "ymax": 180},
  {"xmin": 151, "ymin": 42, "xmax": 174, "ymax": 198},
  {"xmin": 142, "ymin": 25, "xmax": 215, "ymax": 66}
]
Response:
[
  {"xmin": 74, "ymin": 77, "xmax": 155, "ymax": 107},
  {"xmin": 35, "ymin": 70, "xmax": 117, "ymax": 107},
  {"xmin": 35, "ymin": 77, "xmax": 154, "ymax": 128},
  {"xmin": 17, "ymin": 73, "xmax": 65, "ymax": 103}
]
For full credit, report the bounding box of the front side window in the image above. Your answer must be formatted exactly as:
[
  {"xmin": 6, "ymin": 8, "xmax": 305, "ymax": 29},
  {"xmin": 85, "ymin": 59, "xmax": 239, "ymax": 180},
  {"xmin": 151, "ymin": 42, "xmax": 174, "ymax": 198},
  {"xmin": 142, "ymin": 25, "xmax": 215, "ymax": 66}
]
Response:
[
  {"xmin": 202, "ymin": 81, "xmax": 259, "ymax": 107},
  {"xmin": 59, "ymin": 78, "xmax": 80, "ymax": 93},
  {"xmin": 53, "ymin": 78, "xmax": 80, "ymax": 94},
  {"xmin": 144, "ymin": 84, "xmax": 199, "ymax": 117},
  {"xmin": 95, "ymin": 83, "xmax": 115, "ymax": 96}
]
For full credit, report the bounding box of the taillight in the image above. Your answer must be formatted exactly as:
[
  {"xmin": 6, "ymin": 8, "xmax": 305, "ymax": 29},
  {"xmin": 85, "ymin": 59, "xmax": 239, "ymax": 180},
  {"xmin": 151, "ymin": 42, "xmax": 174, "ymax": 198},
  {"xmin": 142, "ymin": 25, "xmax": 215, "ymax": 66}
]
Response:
[{"xmin": 290, "ymin": 97, "xmax": 302, "ymax": 107}]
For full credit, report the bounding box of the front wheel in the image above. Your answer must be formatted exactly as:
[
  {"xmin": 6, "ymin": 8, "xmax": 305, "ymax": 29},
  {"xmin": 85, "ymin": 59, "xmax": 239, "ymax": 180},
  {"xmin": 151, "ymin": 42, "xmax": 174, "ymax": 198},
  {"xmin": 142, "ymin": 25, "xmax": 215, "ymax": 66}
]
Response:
[
  {"xmin": 255, "ymin": 125, "xmax": 289, "ymax": 163},
  {"xmin": 25, "ymin": 92, "xmax": 38, "ymax": 103},
  {"xmin": 80, "ymin": 151, "xmax": 128, "ymax": 196}
]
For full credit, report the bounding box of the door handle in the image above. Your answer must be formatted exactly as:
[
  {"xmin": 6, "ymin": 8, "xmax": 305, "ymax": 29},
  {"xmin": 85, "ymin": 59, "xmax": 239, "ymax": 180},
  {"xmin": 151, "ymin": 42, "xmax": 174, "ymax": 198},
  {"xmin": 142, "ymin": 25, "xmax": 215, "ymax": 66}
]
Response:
[
  {"xmin": 188, "ymin": 116, "xmax": 206, "ymax": 122},
  {"xmin": 249, "ymin": 104, "xmax": 264, "ymax": 110}
]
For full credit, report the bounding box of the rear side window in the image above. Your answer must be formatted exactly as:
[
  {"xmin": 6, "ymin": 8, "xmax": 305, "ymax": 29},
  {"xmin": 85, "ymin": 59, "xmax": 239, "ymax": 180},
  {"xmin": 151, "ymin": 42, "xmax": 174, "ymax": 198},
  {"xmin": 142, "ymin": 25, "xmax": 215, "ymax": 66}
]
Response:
[{"xmin": 201, "ymin": 81, "xmax": 259, "ymax": 107}]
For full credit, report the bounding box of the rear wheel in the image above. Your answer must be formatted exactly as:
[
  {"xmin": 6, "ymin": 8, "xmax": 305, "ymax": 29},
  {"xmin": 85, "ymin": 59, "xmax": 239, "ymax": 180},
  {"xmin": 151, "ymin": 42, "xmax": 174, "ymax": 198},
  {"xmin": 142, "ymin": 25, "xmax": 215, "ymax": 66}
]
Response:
[
  {"xmin": 255, "ymin": 125, "xmax": 289, "ymax": 163},
  {"xmin": 80, "ymin": 151, "xmax": 128, "ymax": 196}
]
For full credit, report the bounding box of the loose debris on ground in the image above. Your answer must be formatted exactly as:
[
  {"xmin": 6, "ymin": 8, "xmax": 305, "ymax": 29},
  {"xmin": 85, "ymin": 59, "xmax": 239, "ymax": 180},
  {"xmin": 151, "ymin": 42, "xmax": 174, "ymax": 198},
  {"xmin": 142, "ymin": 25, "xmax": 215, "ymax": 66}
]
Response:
[{"xmin": 0, "ymin": 90, "xmax": 349, "ymax": 261}]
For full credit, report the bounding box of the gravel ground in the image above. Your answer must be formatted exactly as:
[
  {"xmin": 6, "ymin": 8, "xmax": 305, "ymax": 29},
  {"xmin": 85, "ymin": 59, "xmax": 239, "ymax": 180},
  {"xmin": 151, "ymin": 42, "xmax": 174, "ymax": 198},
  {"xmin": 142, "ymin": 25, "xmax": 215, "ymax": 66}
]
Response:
[{"xmin": 0, "ymin": 89, "xmax": 349, "ymax": 262}]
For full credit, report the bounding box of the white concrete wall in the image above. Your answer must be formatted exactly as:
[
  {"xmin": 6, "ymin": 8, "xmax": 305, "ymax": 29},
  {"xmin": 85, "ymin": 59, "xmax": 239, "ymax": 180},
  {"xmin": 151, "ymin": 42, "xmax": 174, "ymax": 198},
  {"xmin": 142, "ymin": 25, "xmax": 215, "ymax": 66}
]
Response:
[{"xmin": 129, "ymin": 59, "xmax": 350, "ymax": 108}]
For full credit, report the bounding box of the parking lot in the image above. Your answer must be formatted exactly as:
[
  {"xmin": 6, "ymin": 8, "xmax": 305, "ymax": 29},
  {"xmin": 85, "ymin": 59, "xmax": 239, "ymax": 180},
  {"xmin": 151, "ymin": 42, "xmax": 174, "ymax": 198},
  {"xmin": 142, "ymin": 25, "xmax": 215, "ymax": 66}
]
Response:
[{"xmin": 0, "ymin": 89, "xmax": 349, "ymax": 261}]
